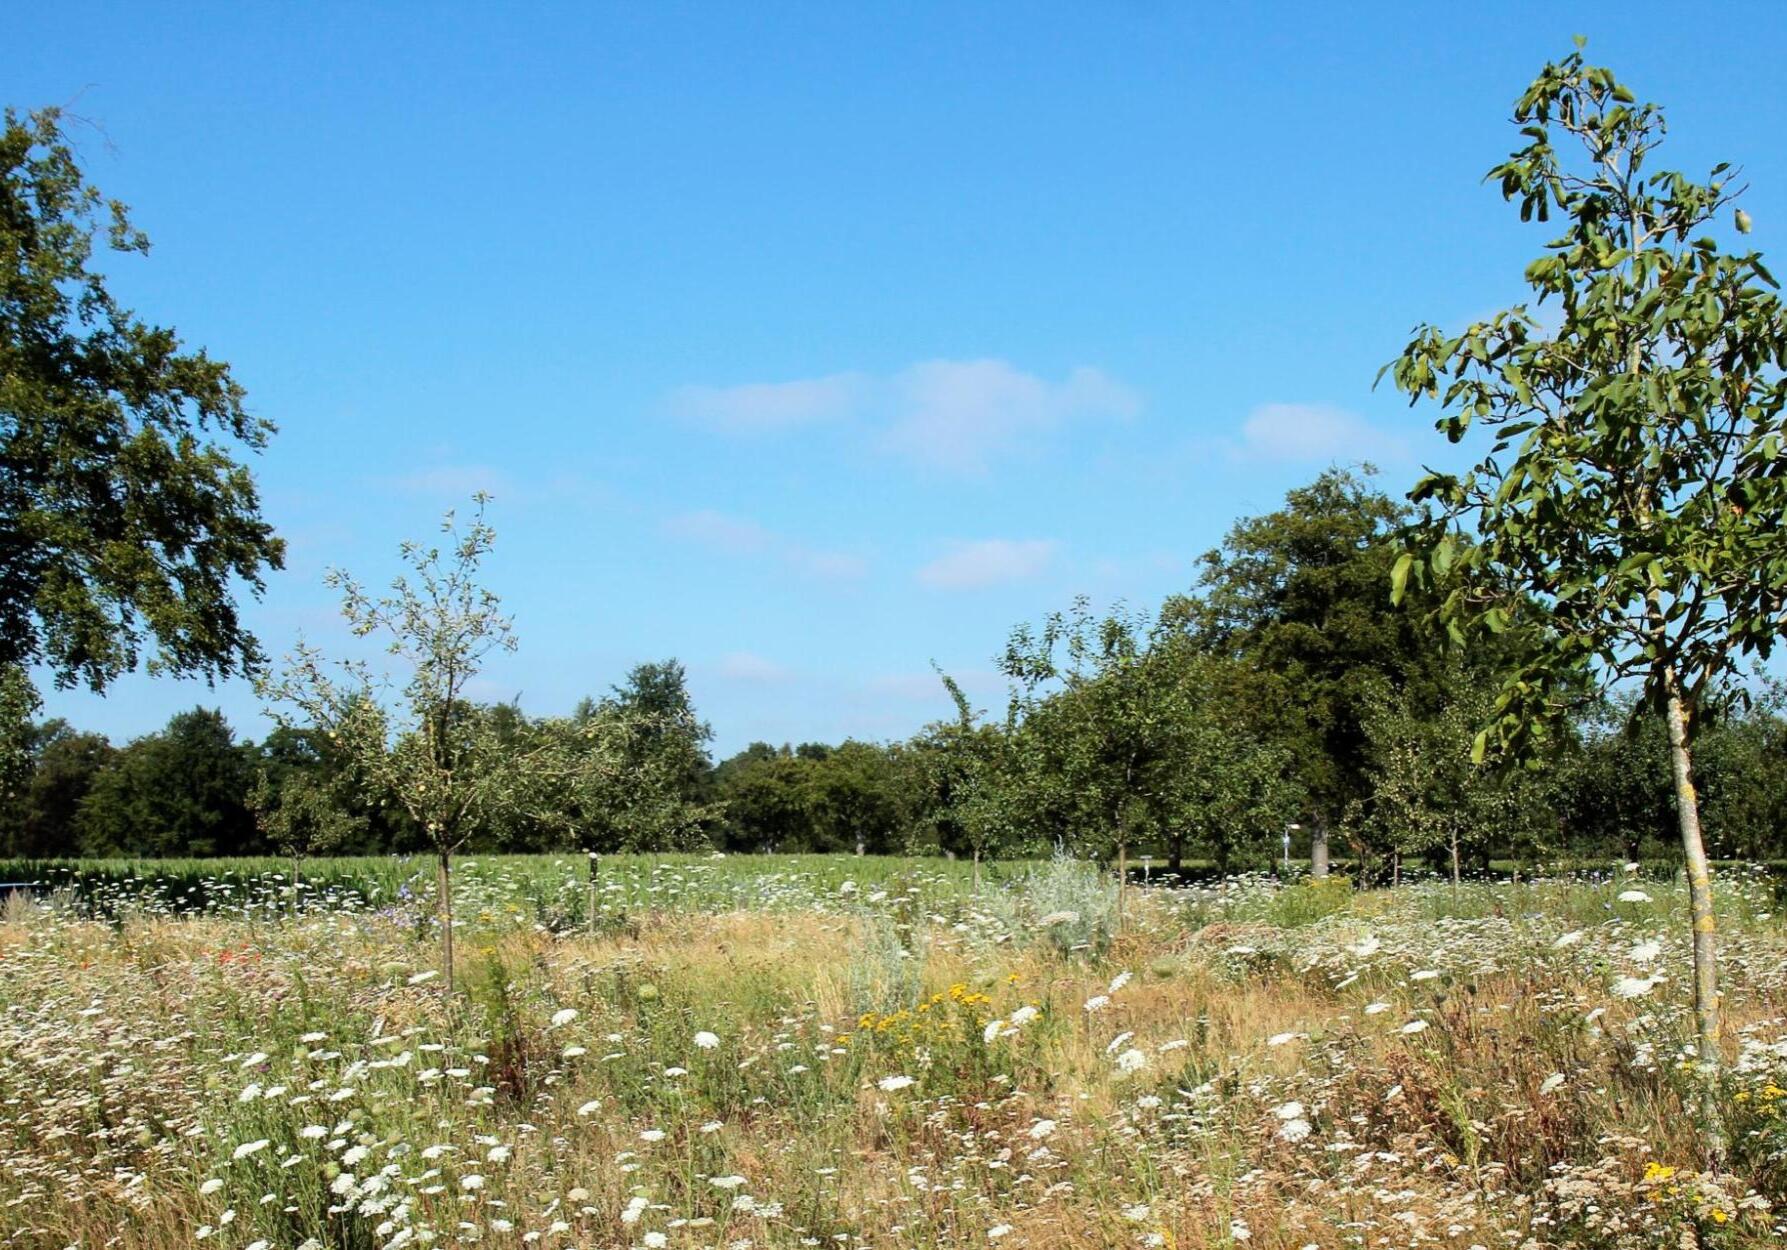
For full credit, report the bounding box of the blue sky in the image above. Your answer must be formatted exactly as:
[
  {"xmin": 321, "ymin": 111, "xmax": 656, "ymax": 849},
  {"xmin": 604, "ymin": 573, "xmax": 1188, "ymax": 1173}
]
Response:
[{"xmin": 11, "ymin": 3, "xmax": 1787, "ymax": 757}]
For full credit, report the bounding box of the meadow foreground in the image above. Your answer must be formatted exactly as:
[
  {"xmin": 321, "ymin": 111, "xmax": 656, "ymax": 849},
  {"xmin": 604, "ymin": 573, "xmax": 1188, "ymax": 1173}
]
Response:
[{"xmin": 1, "ymin": 859, "xmax": 1785, "ymax": 1249}]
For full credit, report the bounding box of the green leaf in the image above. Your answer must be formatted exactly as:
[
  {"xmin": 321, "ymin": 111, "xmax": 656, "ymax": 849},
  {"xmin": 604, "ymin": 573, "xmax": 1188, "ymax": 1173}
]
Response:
[{"xmin": 1390, "ymin": 551, "xmax": 1415, "ymax": 605}]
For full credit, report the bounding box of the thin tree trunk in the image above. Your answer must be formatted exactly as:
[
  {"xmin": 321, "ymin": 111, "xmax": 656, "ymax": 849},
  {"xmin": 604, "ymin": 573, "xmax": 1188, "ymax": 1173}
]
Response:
[
  {"xmin": 1450, "ymin": 829, "xmax": 1461, "ymax": 896},
  {"xmin": 1310, "ymin": 822, "xmax": 1329, "ymax": 879},
  {"xmin": 1663, "ymin": 678, "xmax": 1728, "ymax": 1165},
  {"xmin": 292, "ymin": 853, "xmax": 303, "ymax": 917},
  {"xmin": 437, "ymin": 849, "xmax": 455, "ymax": 993},
  {"xmin": 972, "ymin": 846, "xmax": 981, "ymax": 895},
  {"xmin": 1392, "ymin": 849, "xmax": 1401, "ymax": 888}
]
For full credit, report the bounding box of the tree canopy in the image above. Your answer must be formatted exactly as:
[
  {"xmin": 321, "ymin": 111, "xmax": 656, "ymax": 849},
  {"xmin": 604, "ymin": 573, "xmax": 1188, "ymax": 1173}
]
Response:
[{"xmin": 0, "ymin": 108, "xmax": 283, "ymax": 696}]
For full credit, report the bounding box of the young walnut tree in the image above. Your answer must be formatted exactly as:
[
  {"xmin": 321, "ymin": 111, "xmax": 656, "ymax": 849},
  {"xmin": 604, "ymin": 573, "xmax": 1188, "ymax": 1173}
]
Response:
[{"xmin": 1386, "ymin": 43, "xmax": 1787, "ymax": 1163}]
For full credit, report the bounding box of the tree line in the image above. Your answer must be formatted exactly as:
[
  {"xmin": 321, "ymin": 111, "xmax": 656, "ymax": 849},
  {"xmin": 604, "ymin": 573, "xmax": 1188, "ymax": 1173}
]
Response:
[{"xmin": 8, "ymin": 469, "xmax": 1787, "ymax": 874}]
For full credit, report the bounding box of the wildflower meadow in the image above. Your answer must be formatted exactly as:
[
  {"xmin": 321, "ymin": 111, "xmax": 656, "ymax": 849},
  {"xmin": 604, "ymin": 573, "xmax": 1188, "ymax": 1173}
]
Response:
[{"xmin": 1, "ymin": 856, "xmax": 1783, "ymax": 1249}]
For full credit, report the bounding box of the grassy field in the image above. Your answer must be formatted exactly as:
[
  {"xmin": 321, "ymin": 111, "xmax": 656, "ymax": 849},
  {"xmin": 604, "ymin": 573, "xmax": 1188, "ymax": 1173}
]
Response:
[{"xmin": 1, "ymin": 857, "xmax": 1785, "ymax": 1249}]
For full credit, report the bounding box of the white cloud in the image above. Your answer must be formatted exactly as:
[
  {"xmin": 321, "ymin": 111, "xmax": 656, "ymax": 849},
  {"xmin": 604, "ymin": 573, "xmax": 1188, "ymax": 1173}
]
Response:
[
  {"xmin": 665, "ymin": 359, "xmax": 1140, "ymax": 474},
  {"xmin": 883, "ymin": 360, "xmax": 1139, "ymax": 473},
  {"xmin": 668, "ymin": 374, "xmax": 865, "ymax": 433},
  {"xmin": 662, "ymin": 509, "xmax": 865, "ymax": 581},
  {"xmin": 716, "ymin": 651, "xmax": 792, "ymax": 683},
  {"xmin": 1236, "ymin": 403, "xmax": 1409, "ymax": 463},
  {"xmin": 917, "ymin": 538, "xmax": 1057, "ymax": 590}
]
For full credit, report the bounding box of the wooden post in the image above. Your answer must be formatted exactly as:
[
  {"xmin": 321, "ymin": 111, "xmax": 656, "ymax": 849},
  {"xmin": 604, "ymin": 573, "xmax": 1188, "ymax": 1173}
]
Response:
[
  {"xmin": 586, "ymin": 850, "xmax": 600, "ymax": 935},
  {"xmin": 1116, "ymin": 841, "xmax": 1127, "ymax": 934},
  {"xmin": 1449, "ymin": 828, "xmax": 1461, "ymax": 902},
  {"xmin": 437, "ymin": 850, "xmax": 454, "ymax": 993}
]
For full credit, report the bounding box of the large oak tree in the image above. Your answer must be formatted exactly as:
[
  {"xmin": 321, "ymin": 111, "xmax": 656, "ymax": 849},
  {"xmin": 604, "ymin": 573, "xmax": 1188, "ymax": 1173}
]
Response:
[{"xmin": 2, "ymin": 107, "xmax": 282, "ymax": 699}]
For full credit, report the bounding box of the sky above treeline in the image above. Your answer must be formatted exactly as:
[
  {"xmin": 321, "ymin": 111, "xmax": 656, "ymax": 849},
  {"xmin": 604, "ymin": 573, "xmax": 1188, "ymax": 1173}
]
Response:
[{"xmin": 10, "ymin": 3, "xmax": 1787, "ymax": 757}]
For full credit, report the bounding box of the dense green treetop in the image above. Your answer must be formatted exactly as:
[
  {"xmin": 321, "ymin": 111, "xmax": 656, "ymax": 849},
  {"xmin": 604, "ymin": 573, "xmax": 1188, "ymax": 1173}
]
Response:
[{"xmin": 1191, "ymin": 468, "xmax": 1455, "ymax": 825}]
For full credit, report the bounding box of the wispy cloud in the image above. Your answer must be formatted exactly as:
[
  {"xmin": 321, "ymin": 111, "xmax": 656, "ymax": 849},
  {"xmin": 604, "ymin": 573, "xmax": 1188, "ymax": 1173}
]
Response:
[
  {"xmin": 665, "ymin": 358, "xmax": 1140, "ymax": 474},
  {"xmin": 663, "ymin": 509, "xmax": 866, "ymax": 581},
  {"xmin": 663, "ymin": 509, "xmax": 774, "ymax": 554},
  {"xmin": 883, "ymin": 360, "xmax": 1139, "ymax": 473},
  {"xmin": 916, "ymin": 538, "xmax": 1057, "ymax": 590},
  {"xmin": 715, "ymin": 651, "xmax": 794, "ymax": 683},
  {"xmin": 384, "ymin": 463, "xmax": 516, "ymax": 497},
  {"xmin": 1233, "ymin": 403, "xmax": 1410, "ymax": 464},
  {"xmin": 785, "ymin": 548, "xmax": 870, "ymax": 580},
  {"xmin": 667, "ymin": 373, "xmax": 865, "ymax": 433}
]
